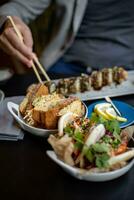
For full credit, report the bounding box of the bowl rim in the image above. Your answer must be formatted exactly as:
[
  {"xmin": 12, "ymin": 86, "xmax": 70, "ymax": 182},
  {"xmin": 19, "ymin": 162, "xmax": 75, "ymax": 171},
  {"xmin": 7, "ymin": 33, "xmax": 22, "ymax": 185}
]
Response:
[
  {"xmin": 7, "ymin": 101, "xmax": 88, "ymax": 133},
  {"xmin": 18, "ymin": 101, "xmax": 88, "ymax": 132},
  {"xmin": 46, "ymin": 150, "xmax": 134, "ymax": 176}
]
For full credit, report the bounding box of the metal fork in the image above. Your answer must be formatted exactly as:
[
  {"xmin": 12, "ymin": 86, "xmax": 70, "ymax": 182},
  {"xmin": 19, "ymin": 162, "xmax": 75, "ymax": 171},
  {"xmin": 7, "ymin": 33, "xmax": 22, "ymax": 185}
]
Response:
[{"xmin": 105, "ymin": 96, "xmax": 121, "ymax": 116}]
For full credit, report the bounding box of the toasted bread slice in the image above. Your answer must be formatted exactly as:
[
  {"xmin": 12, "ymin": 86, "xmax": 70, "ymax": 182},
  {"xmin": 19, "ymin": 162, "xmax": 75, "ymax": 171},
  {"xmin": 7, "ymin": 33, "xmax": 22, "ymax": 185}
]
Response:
[
  {"xmin": 19, "ymin": 96, "xmax": 29, "ymax": 115},
  {"xmin": 32, "ymin": 93, "xmax": 63, "ymax": 108},
  {"xmin": 44, "ymin": 100, "xmax": 84, "ymax": 129},
  {"xmin": 19, "ymin": 83, "xmax": 48, "ymax": 116},
  {"xmin": 32, "ymin": 93, "xmax": 64, "ymax": 128},
  {"xmin": 32, "ymin": 96, "xmax": 83, "ymax": 129},
  {"xmin": 34, "ymin": 84, "xmax": 49, "ymax": 97},
  {"xmin": 58, "ymin": 100, "xmax": 84, "ymax": 117}
]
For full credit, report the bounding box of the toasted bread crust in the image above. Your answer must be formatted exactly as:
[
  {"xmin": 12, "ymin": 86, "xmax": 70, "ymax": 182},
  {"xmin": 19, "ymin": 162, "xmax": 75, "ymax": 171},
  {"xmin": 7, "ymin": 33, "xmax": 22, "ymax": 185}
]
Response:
[
  {"xmin": 35, "ymin": 84, "xmax": 48, "ymax": 97},
  {"xmin": 20, "ymin": 84, "xmax": 84, "ymax": 129},
  {"xmin": 32, "ymin": 97, "xmax": 82, "ymax": 129},
  {"xmin": 19, "ymin": 84, "xmax": 48, "ymax": 116},
  {"xmin": 19, "ymin": 97, "xmax": 29, "ymax": 116}
]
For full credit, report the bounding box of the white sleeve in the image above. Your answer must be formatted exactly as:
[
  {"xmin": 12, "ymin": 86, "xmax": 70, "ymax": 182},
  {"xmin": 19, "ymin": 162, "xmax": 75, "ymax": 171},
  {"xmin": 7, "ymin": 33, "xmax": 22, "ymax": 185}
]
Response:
[{"xmin": 0, "ymin": 0, "xmax": 51, "ymax": 24}]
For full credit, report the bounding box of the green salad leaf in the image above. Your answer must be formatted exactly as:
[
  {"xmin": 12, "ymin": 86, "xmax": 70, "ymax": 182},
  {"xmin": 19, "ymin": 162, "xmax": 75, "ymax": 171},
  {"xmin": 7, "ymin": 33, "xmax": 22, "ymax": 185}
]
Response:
[
  {"xmin": 82, "ymin": 142, "xmax": 110, "ymax": 167},
  {"xmin": 95, "ymin": 153, "xmax": 110, "ymax": 168},
  {"xmin": 92, "ymin": 143, "xmax": 109, "ymax": 153},
  {"xmin": 64, "ymin": 125, "xmax": 74, "ymax": 136},
  {"xmin": 74, "ymin": 129, "xmax": 84, "ymax": 142},
  {"xmin": 90, "ymin": 112, "xmax": 121, "ymax": 141},
  {"xmin": 73, "ymin": 130, "xmax": 84, "ymax": 150},
  {"xmin": 105, "ymin": 120, "xmax": 121, "ymax": 141},
  {"xmin": 74, "ymin": 141, "xmax": 83, "ymax": 151},
  {"xmin": 83, "ymin": 146, "xmax": 94, "ymax": 163},
  {"xmin": 90, "ymin": 112, "xmax": 107, "ymax": 124},
  {"xmin": 112, "ymin": 138, "xmax": 121, "ymax": 148}
]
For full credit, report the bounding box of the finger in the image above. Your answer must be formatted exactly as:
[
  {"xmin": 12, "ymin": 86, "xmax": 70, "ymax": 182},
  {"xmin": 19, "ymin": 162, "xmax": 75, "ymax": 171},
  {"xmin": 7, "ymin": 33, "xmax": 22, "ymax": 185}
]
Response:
[
  {"xmin": 20, "ymin": 25, "xmax": 33, "ymax": 50},
  {"xmin": 0, "ymin": 35, "xmax": 32, "ymax": 67},
  {"xmin": 4, "ymin": 27, "xmax": 34, "ymax": 60},
  {"xmin": 6, "ymin": 16, "xmax": 33, "ymax": 49}
]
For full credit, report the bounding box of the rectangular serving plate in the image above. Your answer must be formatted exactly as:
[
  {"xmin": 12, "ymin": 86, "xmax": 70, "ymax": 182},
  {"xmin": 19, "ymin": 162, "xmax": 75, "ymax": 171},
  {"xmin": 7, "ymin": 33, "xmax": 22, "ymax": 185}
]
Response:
[{"xmin": 53, "ymin": 70, "xmax": 134, "ymax": 101}]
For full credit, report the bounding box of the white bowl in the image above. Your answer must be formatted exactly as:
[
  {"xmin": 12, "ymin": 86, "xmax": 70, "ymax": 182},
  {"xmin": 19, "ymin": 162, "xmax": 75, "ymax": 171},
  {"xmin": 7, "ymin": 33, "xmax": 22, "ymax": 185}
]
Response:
[
  {"xmin": 46, "ymin": 150, "xmax": 134, "ymax": 182},
  {"xmin": 7, "ymin": 102, "xmax": 57, "ymax": 137},
  {"xmin": 7, "ymin": 101, "xmax": 88, "ymax": 137}
]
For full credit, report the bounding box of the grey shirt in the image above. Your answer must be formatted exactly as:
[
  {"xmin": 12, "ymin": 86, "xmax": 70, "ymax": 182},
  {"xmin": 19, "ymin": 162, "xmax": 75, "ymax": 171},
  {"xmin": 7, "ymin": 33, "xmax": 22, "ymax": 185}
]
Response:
[
  {"xmin": 0, "ymin": 0, "xmax": 87, "ymax": 69},
  {"xmin": 1, "ymin": 0, "xmax": 134, "ymax": 70},
  {"xmin": 64, "ymin": 0, "xmax": 134, "ymax": 70}
]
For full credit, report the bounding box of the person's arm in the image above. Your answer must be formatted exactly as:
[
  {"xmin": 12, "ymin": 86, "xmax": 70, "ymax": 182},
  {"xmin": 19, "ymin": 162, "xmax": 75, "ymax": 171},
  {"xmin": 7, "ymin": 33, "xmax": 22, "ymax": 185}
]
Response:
[{"xmin": 0, "ymin": 0, "xmax": 51, "ymax": 68}]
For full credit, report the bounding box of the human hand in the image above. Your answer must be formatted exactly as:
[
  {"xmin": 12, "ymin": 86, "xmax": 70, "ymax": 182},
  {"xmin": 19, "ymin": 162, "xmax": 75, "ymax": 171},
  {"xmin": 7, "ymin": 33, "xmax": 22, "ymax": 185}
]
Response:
[{"xmin": 0, "ymin": 16, "xmax": 34, "ymax": 67}]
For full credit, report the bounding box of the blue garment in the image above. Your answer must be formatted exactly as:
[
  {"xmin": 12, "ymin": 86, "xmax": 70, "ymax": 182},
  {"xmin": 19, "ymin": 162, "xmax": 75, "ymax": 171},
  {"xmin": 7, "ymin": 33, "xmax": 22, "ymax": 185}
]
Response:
[
  {"xmin": 47, "ymin": 58, "xmax": 131, "ymax": 75},
  {"xmin": 47, "ymin": 59, "xmax": 87, "ymax": 76}
]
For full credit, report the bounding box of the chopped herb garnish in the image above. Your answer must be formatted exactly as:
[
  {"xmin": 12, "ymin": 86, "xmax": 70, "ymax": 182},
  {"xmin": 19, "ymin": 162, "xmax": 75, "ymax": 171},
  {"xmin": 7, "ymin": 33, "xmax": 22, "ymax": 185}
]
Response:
[
  {"xmin": 74, "ymin": 141, "xmax": 83, "ymax": 151},
  {"xmin": 112, "ymin": 138, "xmax": 120, "ymax": 148},
  {"xmin": 105, "ymin": 120, "xmax": 121, "ymax": 141},
  {"xmin": 95, "ymin": 153, "xmax": 110, "ymax": 168},
  {"xmin": 92, "ymin": 143, "xmax": 109, "ymax": 153},
  {"xmin": 83, "ymin": 146, "xmax": 94, "ymax": 163},
  {"xmin": 102, "ymin": 135, "xmax": 112, "ymax": 144},
  {"xmin": 90, "ymin": 112, "xmax": 121, "ymax": 141},
  {"xmin": 74, "ymin": 129, "xmax": 84, "ymax": 142},
  {"xmin": 62, "ymin": 111, "xmax": 122, "ymax": 169},
  {"xmin": 90, "ymin": 112, "xmax": 107, "ymax": 125},
  {"xmin": 90, "ymin": 112, "xmax": 99, "ymax": 124},
  {"xmin": 64, "ymin": 125, "xmax": 74, "ymax": 136}
]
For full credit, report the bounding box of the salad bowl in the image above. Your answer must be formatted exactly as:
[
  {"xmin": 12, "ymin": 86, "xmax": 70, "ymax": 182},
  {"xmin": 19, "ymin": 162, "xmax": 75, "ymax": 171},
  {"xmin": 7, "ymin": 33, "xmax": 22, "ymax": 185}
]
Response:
[
  {"xmin": 47, "ymin": 112, "xmax": 134, "ymax": 181},
  {"xmin": 47, "ymin": 150, "xmax": 134, "ymax": 182}
]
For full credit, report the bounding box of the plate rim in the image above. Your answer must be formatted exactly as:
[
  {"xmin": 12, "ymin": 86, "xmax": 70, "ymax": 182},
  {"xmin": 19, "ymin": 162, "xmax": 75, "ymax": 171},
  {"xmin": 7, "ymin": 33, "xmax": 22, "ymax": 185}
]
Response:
[{"xmin": 87, "ymin": 100, "xmax": 134, "ymax": 128}]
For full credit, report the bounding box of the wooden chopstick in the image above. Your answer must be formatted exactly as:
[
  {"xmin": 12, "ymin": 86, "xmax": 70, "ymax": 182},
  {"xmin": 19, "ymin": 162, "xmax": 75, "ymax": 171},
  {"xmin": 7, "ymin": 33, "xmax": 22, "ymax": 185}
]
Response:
[
  {"xmin": 7, "ymin": 16, "xmax": 42, "ymax": 83},
  {"xmin": 7, "ymin": 16, "xmax": 23, "ymax": 43},
  {"xmin": 31, "ymin": 62, "xmax": 43, "ymax": 83},
  {"xmin": 7, "ymin": 16, "xmax": 50, "ymax": 83},
  {"xmin": 33, "ymin": 56, "xmax": 51, "ymax": 82}
]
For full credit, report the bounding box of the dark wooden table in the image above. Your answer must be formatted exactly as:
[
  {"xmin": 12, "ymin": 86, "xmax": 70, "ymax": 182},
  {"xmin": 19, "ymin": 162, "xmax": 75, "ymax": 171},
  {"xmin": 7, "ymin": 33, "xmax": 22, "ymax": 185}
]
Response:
[{"xmin": 0, "ymin": 73, "xmax": 134, "ymax": 200}]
